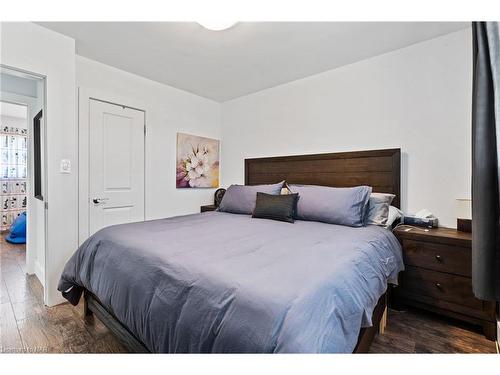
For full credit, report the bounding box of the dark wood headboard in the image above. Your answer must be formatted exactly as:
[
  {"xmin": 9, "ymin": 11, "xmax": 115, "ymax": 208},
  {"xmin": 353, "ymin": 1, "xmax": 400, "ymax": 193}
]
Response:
[{"xmin": 245, "ymin": 148, "xmax": 401, "ymax": 208}]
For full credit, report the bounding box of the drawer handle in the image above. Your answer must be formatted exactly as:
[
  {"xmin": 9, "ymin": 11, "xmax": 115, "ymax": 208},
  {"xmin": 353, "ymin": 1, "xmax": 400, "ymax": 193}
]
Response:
[
  {"xmin": 435, "ymin": 254, "xmax": 443, "ymax": 262},
  {"xmin": 435, "ymin": 283, "xmax": 442, "ymax": 290}
]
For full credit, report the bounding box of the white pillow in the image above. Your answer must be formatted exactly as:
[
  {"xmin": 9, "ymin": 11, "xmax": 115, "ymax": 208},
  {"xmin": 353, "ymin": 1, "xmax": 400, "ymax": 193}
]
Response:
[
  {"xmin": 386, "ymin": 205, "xmax": 403, "ymax": 227},
  {"xmin": 366, "ymin": 193, "xmax": 395, "ymax": 226}
]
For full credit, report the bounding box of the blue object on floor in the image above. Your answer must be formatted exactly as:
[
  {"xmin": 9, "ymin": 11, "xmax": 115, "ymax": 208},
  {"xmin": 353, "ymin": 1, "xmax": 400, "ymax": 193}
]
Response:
[{"xmin": 6, "ymin": 211, "xmax": 27, "ymax": 244}]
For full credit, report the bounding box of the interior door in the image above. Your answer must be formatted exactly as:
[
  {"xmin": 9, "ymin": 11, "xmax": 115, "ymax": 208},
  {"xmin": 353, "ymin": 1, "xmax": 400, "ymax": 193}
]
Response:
[{"xmin": 89, "ymin": 99, "xmax": 145, "ymax": 235}]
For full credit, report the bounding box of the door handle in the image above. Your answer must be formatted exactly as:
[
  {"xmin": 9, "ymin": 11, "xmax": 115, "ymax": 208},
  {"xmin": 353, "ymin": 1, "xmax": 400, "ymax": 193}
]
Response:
[{"xmin": 92, "ymin": 198, "xmax": 109, "ymax": 205}]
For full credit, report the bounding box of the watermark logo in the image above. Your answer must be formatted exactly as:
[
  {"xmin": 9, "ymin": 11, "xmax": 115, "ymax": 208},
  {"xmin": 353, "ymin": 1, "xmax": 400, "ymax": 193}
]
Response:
[{"xmin": 1, "ymin": 346, "xmax": 49, "ymax": 353}]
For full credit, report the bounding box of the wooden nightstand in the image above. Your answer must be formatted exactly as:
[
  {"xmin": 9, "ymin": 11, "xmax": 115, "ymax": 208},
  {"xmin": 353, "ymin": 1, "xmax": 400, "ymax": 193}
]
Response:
[
  {"xmin": 200, "ymin": 205, "xmax": 217, "ymax": 213},
  {"xmin": 393, "ymin": 226, "xmax": 497, "ymax": 340}
]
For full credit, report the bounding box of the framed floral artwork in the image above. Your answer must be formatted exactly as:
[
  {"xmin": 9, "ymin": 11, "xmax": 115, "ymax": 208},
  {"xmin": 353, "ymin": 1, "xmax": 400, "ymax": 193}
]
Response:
[{"xmin": 176, "ymin": 133, "xmax": 220, "ymax": 188}]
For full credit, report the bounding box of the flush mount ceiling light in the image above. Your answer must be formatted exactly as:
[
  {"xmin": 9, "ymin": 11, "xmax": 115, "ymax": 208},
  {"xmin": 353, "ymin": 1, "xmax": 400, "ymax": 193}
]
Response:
[{"xmin": 197, "ymin": 21, "xmax": 237, "ymax": 31}]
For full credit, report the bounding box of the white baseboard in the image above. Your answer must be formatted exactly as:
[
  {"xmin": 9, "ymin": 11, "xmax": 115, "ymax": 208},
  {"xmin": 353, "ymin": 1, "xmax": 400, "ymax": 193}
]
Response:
[{"xmin": 34, "ymin": 260, "xmax": 45, "ymax": 288}]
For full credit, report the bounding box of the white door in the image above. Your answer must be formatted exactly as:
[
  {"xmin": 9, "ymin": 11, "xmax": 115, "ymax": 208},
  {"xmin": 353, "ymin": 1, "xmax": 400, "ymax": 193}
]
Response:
[{"xmin": 89, "ymin": 99, "xmax": 145, "ymax": 235}]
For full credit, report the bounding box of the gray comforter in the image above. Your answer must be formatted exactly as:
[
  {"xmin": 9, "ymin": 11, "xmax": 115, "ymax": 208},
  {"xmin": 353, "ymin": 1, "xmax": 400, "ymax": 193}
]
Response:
[{"xmin": 59, "ymin": 211, "xmax": 403, "ymax": 353}]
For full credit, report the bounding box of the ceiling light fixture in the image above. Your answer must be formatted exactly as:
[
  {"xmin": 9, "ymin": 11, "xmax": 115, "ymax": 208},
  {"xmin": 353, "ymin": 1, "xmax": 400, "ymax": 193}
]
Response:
[{"xmin": 197, "ymin": 21, "xmax": 237, "ymax": 31}]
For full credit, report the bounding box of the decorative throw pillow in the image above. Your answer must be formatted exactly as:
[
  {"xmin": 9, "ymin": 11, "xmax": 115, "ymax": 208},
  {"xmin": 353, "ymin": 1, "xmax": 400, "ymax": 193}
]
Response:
[
  {"xmin": 288, "ymin": 184, "xmax": 372, "ymax": 227},
  {"xmin": 252, "ymin": 192, "xmax": 299, "ymax": 223},
  {"xmin": 218, "ymin": 181, "xmax": 284, "ymax": 215},
  {"xmin": 365, "ymin": 193, "xmax": 396, "ymax": 226}
]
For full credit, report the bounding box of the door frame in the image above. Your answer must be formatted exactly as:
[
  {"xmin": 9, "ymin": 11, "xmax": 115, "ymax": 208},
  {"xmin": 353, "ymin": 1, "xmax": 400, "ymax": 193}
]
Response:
[
  {"xmin": 78, "ymin": 88, "xmax": 147, "ymax": 245},
  {"xmin": 0, "ymin": 95, "xmax": 35, "ymax": 274},
  {"xmin": 0, "ymin": 67, "xmax": 48, "ymax": 300}
]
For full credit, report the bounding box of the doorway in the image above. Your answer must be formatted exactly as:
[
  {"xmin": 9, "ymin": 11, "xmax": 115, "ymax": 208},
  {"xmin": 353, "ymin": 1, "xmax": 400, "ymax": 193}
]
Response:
[{"xmin": 1, "ymin": 66, "xmax": 47, "ymax": 303}]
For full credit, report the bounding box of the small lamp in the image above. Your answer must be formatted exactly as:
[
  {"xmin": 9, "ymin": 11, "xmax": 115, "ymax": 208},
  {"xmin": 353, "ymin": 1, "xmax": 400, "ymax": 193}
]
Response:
[{"xmin": 456, "ymin": 198, "xmax": 472, "ymax": 232}]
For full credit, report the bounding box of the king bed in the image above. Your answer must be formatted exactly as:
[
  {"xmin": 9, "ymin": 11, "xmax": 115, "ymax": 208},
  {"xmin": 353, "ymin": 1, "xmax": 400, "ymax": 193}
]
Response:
[{"xmin": 59, "ymin": 148, "xmax": 403, "ymax": 353}]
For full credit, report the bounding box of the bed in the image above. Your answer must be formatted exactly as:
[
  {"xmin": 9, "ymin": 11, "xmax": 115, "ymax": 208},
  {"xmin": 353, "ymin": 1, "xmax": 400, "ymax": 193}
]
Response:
[{"xmin": 59, "ymin": 148, "xmax": 403, "ymax": 353}]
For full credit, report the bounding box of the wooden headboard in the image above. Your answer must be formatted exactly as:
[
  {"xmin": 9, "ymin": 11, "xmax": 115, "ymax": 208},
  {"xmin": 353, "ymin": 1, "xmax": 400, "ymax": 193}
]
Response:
[{"xmin": 245, "ymin": 148, "xmax": 401, "ymax": 208}]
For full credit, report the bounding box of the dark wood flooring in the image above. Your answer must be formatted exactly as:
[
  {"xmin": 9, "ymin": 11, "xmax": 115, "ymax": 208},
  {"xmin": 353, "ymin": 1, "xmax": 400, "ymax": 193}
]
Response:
[
  {"xmin": 0, "ymin": 236, "xmax": 126, "ymax": 353},
  {"xmin": 0, "ymin": 236, "xmax": 496, "ymax": 353},
  {"xmin": 371, "ymin": 308, "xmax": 497, "ymax": 353}
]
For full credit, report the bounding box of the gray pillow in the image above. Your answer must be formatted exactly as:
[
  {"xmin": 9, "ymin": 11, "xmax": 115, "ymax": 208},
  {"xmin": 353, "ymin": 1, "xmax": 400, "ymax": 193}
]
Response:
[
  {"xmin": 365, "ymin": 193, "xmax": 396, "ymax": 226},
  {"xmin": 288, "ymin": 184, "xmax": 372, "ymax": 227},
  {"xmin": 218, "ymin": 181, "xmax": 284, "ymax": 215}
]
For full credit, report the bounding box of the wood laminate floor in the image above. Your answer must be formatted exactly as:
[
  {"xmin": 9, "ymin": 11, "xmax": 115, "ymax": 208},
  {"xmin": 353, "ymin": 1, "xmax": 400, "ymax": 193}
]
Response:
[{"xmin": 0, "ymin": 236, "xmax": 496, "ymax": 354}]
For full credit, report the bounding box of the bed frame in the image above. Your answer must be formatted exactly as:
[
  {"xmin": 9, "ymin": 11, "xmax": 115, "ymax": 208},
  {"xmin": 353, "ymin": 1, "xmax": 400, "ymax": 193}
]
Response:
[{"xmin": 83, "ymin": 148, "xmax": 401, "ymax": 353}]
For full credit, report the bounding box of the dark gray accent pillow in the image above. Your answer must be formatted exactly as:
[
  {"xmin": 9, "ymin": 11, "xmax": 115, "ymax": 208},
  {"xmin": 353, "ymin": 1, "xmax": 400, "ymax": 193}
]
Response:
[
  {"xmin": 288, "ymin": 184, "xmax": 372, "ymax": 227},
  {"xmin": 218, "ymin": 181, "xmax": 284, "ymax": 215},
  {"xmin": 252, "ymin": 192, "xmax": 299, "ymax": 223}
]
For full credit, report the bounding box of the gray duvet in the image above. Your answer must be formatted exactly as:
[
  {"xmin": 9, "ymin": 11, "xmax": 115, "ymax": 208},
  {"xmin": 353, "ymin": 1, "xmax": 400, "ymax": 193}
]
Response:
[{"xmin": 59, "ymin": 211, "xmax": 403, "ymax": 353}]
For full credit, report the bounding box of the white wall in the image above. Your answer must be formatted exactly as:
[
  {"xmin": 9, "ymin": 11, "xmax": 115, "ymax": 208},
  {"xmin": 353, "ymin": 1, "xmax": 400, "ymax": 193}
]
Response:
[
  {"xmin": 76, "ymin": 56, "xmax": 221, "ymax": 222},
  {"xmin": 1, "ymin": 22, "xmax": 77, "ymax": 306},
  {"xmin": 220, "ymin": 29, "xmax": 472, "ymax": 228}
]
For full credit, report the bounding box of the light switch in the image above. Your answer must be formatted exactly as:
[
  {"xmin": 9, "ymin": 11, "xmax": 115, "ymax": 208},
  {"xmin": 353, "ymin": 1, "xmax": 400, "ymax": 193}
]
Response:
[{"xmin": 60, "ymin": 159, "xmax": 71, "ymax": 174}]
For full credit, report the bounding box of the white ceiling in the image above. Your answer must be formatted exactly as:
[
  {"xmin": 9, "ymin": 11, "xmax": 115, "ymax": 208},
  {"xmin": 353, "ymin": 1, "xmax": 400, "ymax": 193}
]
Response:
[{"xmin": 38, "ymin": 22, "xmax": 469, "ymax": 102}]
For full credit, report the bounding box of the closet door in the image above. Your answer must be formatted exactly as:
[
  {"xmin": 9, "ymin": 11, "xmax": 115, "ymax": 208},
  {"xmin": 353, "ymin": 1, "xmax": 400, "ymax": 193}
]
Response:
[{"xmin": 89, "ymin": 99, "xmax": 145, "ymax": 235}]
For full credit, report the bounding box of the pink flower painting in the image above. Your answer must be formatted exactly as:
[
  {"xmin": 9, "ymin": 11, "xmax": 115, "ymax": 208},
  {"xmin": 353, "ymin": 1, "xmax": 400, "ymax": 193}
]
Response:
[{"xmin": 176, "ymin": 133, "xmax": 220, "ymax": 188}]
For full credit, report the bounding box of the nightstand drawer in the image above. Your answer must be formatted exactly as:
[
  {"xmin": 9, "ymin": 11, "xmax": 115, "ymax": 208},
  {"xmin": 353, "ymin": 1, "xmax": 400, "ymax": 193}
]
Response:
[
  {"xmin": 402, "ymin": 239, "xmax": 471, "ymax": 277},
  {"xmin": 394, "ymin": 226, "xmax": 497, "ymax": 341},
  {"xmin": 400, "ymin": 266, "xmax": 481, "ymax": 310}
]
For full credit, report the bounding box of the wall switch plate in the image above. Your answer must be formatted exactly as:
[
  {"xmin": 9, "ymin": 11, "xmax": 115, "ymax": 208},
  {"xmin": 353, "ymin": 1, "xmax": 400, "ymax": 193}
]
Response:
[{"xmin": 60, "ymin": 159, "xmax": 71, "ymax": 174}]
